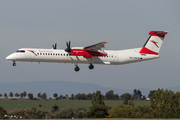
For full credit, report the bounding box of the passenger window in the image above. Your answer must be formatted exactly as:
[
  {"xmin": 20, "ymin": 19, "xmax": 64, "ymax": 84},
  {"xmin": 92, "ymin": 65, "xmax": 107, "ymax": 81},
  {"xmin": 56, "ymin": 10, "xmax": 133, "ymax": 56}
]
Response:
[{"xmin": 37, "ymin": 53, "xmax": 39, "ymax": 55}]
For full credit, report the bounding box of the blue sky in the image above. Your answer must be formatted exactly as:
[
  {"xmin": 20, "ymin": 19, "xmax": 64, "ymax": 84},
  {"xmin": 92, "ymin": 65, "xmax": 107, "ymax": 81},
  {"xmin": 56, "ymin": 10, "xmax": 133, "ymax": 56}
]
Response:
[{"xmin": 1, "ymin": 0, "xmax": 180, "ymax": 91}]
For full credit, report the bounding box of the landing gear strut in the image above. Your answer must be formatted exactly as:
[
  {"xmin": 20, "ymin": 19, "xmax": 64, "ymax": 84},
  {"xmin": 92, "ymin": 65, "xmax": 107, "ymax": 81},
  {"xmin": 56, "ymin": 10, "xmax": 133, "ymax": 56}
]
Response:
[
  {"xmin": 89, "ymin": 64, "xmax": 94, "ymax": 70},
  {"xmin": 13, "ymin": 61, "xmax": 16, "ymax": 66},
  {"xmin": 74, "ymin": 64, "xmax": 80, "ymax": 72}
]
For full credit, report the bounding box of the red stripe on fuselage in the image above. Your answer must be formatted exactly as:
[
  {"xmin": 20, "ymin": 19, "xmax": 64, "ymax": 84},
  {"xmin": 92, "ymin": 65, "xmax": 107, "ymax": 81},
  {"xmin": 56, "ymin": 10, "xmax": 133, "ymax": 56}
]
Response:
[{"xmin": 71, "ymin": 49, "xmax": 107, "ymax": 58}]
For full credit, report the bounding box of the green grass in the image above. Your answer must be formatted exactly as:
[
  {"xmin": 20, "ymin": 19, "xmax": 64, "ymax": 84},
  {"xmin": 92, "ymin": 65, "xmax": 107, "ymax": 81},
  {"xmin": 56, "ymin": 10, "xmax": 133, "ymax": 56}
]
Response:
[{"xmin": 0, "ymin": 99, "xmax": 150, "ymax": 112}]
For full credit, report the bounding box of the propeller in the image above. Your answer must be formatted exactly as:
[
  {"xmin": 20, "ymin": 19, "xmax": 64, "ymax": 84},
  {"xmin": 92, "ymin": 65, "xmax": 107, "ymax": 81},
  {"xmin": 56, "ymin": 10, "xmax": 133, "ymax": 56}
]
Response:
[
  {"xmin": 52, "ymin": 43, "xmax": 57, "ymax": 49},
  {"xmin": 65, "ymin": 41, "xmax": 71, "ymax": 53}
]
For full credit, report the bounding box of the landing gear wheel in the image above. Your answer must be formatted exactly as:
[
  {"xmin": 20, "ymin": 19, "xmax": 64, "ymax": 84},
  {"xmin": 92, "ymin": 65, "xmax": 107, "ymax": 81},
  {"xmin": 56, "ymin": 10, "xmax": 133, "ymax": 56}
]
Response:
[
  {"xmin": 75, "ymin": 66, "xmax": 80, "ymax": 72},
  {"xmin": 89, "ymin": 64, "xmax": 94, "ymax": 70},
  {"xmin": 13, "ymin": 62, "xmax": 16, "ymax": 66}
]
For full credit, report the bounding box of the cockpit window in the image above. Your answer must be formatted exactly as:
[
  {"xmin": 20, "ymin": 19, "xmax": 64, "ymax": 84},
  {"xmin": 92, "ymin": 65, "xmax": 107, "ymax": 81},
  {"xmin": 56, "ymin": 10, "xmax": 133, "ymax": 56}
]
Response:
[{"xmin": 15, "ymin": 50, "xmax": 25, "ymax": 53}]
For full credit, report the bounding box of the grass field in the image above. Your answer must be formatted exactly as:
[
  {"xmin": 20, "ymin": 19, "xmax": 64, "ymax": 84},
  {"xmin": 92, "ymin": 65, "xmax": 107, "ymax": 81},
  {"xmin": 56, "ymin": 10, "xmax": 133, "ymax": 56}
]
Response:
[
  {"xmin": 5, "ymin": 119, "xmax": 179, "ymax": 120},
  {"xmin": 0, "ymin": 99, "xmax": 150, "ymax": 112}
]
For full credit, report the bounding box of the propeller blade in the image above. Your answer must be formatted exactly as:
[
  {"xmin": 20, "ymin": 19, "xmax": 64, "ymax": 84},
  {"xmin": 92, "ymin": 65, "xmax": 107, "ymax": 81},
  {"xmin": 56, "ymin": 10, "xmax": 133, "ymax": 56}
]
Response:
[
  {"xmin": 52, "ymin": 43, "xmax": 57, "ymax": 49},
  {"xmin": 68, "ymin": 41, "xmax": 71, "ymax": 48},
  {"xmin": 65, "ymin": 41, "xmax": 71, "ymax": 53},
  {"xmin": 54, "ymin": 43, "xmax": 57, "ymax": 49}
]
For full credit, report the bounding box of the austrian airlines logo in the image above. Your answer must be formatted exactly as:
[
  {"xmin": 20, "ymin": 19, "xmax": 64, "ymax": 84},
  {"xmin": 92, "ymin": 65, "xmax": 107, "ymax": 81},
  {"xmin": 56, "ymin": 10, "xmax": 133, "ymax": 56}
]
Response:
[
  {"xmin": 150, "ymin": 40, "xmax": 159, "ymax": 48},
  {"xmin": 27, "ymin": 50, "xmax": 37, "ymax": 56}
]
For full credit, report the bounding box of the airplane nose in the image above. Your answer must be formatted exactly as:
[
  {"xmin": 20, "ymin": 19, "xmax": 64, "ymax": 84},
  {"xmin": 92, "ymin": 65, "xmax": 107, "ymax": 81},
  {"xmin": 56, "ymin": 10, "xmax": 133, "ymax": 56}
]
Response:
[{"xmin": 6, "ymin": 54, "xmax": 15, "ymax": 60}]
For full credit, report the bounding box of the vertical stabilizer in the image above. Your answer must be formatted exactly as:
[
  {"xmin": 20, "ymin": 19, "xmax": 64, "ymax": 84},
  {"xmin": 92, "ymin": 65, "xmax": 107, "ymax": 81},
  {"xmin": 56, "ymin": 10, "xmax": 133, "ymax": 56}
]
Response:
[{"xmin": 139, "ymin": 31, "xmax": 168, "ymax": 55}]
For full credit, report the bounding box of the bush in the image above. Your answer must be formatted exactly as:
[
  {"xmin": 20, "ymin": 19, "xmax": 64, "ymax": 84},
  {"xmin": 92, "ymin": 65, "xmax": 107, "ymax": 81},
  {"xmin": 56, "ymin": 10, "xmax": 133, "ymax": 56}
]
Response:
[
  {"xmin": 9, "ymin": 108, "xmax": 48, "ymax": 119},
  {"xmin": 86, "ymin": 104, "xmax": 111, "ymax": 118},
  {"xmin": 54, "ymin": 107, "xmax": 86, "ymax": 119},
  {"xmin": 109, "ymin": 104, "xmax": 134, "ymax": 118},
  {"xmin": 0, "ymin": 107, "xmax": 7, "ymax": 119}
]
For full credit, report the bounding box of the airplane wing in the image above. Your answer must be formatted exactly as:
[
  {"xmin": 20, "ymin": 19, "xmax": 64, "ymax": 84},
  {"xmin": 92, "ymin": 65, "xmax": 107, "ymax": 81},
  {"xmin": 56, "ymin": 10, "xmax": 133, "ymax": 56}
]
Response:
[{"xmin": 84, "ymin": 42, "xmax": 107, "ymax": 51}]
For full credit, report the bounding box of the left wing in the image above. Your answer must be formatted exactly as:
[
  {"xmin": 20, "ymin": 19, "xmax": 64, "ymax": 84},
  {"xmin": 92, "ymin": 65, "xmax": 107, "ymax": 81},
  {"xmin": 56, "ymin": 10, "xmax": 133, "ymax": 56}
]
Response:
[{"xmin": 84, "ymin": 42, "xmax": 107, "ymax": 51}]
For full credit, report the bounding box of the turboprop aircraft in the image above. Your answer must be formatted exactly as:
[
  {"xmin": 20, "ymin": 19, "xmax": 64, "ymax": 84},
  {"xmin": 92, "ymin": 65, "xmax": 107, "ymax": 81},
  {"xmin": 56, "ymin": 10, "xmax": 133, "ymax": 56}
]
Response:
[{"xmin": 6, "ymin": 31, "xmax": 168, "ymax": 72}]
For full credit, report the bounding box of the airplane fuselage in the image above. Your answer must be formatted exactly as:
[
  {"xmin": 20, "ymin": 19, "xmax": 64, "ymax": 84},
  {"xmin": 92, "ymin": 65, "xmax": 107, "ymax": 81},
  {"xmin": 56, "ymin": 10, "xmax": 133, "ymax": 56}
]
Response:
[{"xmin": 6, "ymin": 48, "xmax": 159, "ymax": 65}]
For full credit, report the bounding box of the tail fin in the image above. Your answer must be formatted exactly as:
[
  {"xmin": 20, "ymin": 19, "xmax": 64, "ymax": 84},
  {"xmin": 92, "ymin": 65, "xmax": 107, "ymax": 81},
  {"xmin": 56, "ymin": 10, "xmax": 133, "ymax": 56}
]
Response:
[{"xmin": 139, "ymin": 31, "xmax": 168, "ymax": 55}]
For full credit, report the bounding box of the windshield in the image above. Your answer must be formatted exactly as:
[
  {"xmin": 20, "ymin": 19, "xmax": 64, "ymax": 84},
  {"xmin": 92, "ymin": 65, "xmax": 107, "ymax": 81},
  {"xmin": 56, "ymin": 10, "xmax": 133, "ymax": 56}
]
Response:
[{"xmin": 15, "ymin": 50, "xmax": 25, "ymax": 53}]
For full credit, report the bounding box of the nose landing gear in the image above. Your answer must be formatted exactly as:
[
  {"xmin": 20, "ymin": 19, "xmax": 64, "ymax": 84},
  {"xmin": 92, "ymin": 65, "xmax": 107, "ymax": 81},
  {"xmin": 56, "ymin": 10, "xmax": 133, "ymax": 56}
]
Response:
[{"xmin": 13, "ymin": 61, "xmax": 16, "ymax": 66}]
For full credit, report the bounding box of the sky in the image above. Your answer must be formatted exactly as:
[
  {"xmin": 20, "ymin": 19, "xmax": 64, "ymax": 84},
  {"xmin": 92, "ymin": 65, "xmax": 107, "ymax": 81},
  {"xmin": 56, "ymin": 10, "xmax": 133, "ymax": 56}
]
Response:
[{"xmin": 1, "ymin": 0, "xmax": 180, "ymax": 91}]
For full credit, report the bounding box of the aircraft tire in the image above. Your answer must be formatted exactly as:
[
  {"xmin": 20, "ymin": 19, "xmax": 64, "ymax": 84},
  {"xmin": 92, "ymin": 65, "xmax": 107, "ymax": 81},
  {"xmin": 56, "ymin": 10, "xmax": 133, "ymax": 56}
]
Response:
[
  {"xmin": 89, "ymin": 64, "xmax": 94, "ymax": 69},
  {"xmin": 75, "ymin": 66, "xmax": 80, "ymax": 72},
  {"xmin": 13, "ymin": 62, "xmax": 16, "ymax": 66}
]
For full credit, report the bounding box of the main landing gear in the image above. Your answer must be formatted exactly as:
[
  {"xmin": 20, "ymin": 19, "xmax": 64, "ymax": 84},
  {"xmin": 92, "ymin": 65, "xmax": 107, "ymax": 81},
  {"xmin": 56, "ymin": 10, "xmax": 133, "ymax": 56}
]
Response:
[
  {"xmin": 74, "ymin": 65, "xmax": 80, "ymax": 72},
  {"xmin": 74, "ymin": 63, "xmax": 94, "ymax": 72},
  {"xmin": 89, "ymin": 64, "xmax": 94, "ymax": 70},
  {"xmin": 12, "ymin": 61, "xmax": 16, "ymax": 66}
]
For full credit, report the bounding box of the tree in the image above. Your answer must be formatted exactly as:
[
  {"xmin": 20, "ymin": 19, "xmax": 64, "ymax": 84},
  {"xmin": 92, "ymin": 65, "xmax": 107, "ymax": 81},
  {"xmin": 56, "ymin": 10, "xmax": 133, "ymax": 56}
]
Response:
[
  {"xmin": 114, "ymin": 94, "xmax": 119, "ymax": 100},
  {"xmin": 41, "ymin": 93, "xmax": 47, "ymax": 99},
  {"xmin": 150, "ymin": 88, "xmax": 180, "ymax": 118},
  {"xmin": 87, "ymin": 93, "xmax": 93, "ymax": 100},
  {"xmin": 28, "ymin": 93, "xmax": 33, "ymax": 100},
  {"xmin": 4, "ymin": 93, "xmax": 7, "ymax": 98},
  {"xmin": 129, "ymin": 94, "xmax": 134, "ymax": 107},
  {"xmin": 105, "ymin": 90, "xmax": 114, "ymax": 100},
  {"xmin": 59, "ymin": 94, "xmax": 63, "ymax": 99},
  {"xmin": 92, "ymin": 91, "xmax": 105, "ymax": 105},
  {"xmin": 70, "ymin": 94, "xmax": 75, "ymax": 100},
  {"xmin": 123, "ymin": 93, "xmax": 129, "ymax": 105},
  {"xmin": 65, "ymin": 94, "xmax": 68, "ymax": 99},
  {"xmin": 133, "ymin": 89, "xmax": 137, "ymax": 100},
  {"xmin": 137, "ymin": 90, "xmax": 142, "ymax": 100},
  {"xmin": 23, "ymin": 91, "xmax": 27, "ymax": 98},
  {"xmin": 53, "ymin": 93, "xmax": 58, "ymax": 99},
  {"xmin": 20, "ymin": 93, "xmax": 24, "ymax": 98},
  {"xmin": 14, "ymin": 93, "xmax": 19, "ymax": 98},
  {"xmin": 75, "ymin": 93, "xmax": 87, "ymax": 100},
  {"xmin": 0, "ymin": 94, "xmax": 2, "ymax": 98},
  {"xmin": 9, "ymin": 92, "xmax": 13, "ymax": 98},
  {"xmin": 37, "ymin": 93, "xmax": 41, "ymax": 99},
  {"xmin": 120, "ymin": 93, "xmax": 131, "ymax": 100},
  {"xmin": 148, "ymin": 90, "xmax": 156, "ymax": 98}
]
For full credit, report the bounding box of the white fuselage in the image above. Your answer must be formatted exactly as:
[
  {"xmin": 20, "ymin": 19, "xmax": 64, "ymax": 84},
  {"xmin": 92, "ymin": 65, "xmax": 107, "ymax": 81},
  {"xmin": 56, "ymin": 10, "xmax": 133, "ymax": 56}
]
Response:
[{"xmin": 6, "ymin": 47, "xmax": 159, "ymax": 65}]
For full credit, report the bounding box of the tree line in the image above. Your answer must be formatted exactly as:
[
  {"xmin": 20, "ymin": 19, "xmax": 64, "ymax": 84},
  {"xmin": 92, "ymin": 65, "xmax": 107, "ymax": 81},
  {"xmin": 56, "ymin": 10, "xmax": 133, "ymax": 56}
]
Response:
[
  {"xmin": 0, "ymin": 88, "xmax": 180, "ymax": 119},
  {"xmin": 0, "ymin": 89, "xmax": 151, "ymax": 100}
]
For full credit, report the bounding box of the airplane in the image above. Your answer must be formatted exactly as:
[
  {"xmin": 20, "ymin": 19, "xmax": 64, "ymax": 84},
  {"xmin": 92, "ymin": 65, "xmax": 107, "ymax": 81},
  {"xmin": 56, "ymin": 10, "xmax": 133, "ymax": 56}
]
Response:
[{"xmin": 6, "ymin": 31, "xmax": 168, "ymax": 72}]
